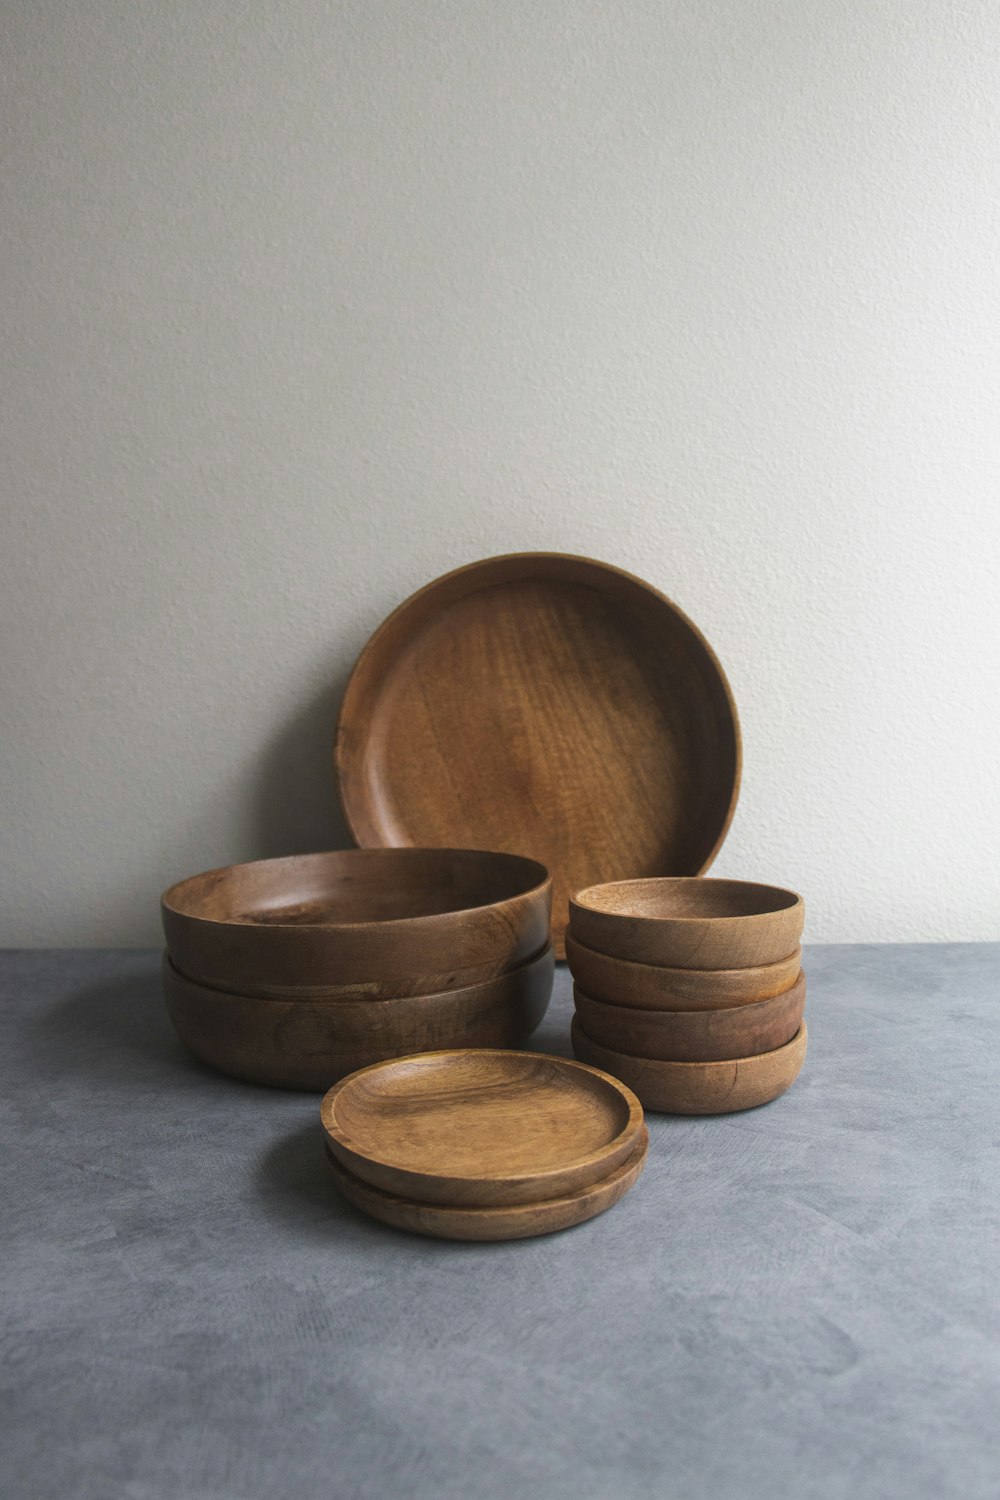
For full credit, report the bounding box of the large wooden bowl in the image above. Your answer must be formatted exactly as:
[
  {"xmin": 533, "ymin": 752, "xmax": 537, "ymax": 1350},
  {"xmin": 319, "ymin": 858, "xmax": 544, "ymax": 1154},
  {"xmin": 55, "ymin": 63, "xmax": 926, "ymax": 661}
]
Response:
[
  {"xmin": 161, "ymin": 848, "xmax": 551, "ymax": 997},
  {"xmin": 569, "ymin": 877, "xmax": 803, "ymax": 970},
  {"xmin": 573, "ymin": 973, "xmax": 805, "ymax": 1062},
  {"xmin": 335, "ymin": 553, "xmax": 741, "ymax": 957},
  {"xmin": 162, "ymin": 947, "xmax": 553, "ymax": 1091},
  {"xmin": 565, "ymin": 932, "xmax": 801, "ymax": 1010},
  {"xmin": 571, "ymin": 1017, "xmax": 807, "ymax": 1114},
  {"xmin": 321, "ymin": 1048, "xmax": 644, "ymax": 1207}
]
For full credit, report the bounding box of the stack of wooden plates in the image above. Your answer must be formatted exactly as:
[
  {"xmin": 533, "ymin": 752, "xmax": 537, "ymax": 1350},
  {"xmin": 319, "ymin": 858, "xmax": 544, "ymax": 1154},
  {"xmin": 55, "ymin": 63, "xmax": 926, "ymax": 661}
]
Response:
[
  {"xmin": 567, "ymin": 878, "xmax": 807, "ymax": 1113},
  {"xmin": 160, "ymin": 849, "xmax": 553, "ymax": 1090},
  {"xmin": 321, "ymin": 1050, "xmax": 647, "ymax": 1240}
]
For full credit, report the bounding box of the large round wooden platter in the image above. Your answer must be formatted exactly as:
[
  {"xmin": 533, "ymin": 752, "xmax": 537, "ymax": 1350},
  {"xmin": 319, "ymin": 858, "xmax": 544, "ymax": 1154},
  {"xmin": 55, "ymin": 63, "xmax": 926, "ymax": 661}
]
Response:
[
  {"xmin": 325, "ymin": 1128, "xmax": 649, "ymax": 1241},
  {"xmin": 335, "ymin": 554, "xmax": 741, "ymax": 956},
  {"xmin": 321, "ymin": 1048, "xmax": 644, "ymax": 1207}
]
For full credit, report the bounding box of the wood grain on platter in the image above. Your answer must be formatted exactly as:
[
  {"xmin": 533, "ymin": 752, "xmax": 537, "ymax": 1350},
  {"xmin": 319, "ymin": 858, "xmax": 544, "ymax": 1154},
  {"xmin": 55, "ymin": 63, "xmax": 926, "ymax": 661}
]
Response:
[{"xmin": 335, "ymin": 554, "xmax": 740, "ymax": 957}]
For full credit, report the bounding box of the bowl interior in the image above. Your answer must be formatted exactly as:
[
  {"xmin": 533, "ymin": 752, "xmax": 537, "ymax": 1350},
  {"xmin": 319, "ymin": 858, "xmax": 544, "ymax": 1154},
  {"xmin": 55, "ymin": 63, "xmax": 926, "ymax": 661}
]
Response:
[
  {"xmin": 574, "ymin": 878, "xmax": 800, "ymax": 923},
  {"xmin": 163, "ymin": 849, "xmax": 548, "ymax": 928}
]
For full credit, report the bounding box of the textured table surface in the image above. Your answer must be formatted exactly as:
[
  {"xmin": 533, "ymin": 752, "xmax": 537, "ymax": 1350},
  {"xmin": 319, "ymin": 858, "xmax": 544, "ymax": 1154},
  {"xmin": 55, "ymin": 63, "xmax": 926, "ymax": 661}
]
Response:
[{"xmin": 2, "ymin": 944, "xmax": 998, "ymax": 1500}]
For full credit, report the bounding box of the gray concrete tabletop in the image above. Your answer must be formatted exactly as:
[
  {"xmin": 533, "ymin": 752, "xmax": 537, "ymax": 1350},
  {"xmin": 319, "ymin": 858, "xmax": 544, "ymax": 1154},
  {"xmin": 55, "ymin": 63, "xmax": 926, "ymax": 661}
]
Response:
[{"xmin": 2, "ymin": 944, "xmax": 998, "ymax": 1500}]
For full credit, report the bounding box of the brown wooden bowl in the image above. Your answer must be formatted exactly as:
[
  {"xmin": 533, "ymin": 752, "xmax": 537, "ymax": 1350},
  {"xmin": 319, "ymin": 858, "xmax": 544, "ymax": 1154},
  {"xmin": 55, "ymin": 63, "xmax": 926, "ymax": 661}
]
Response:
[
  {"xmin": 335, "ymin": 553, "xmax": 741, "ymax": 958},
  {"xmin": 161, "ymin": 848, "xmax": 551, "ymax": 998},
  {"xmin": 324, "ymin": 1128, "xmax": 649, "ymax": 1242},
  {"xmin": 565, "ymin": 932, "xmax": 801, "ymax": 1010},
  {"xmin": 571, "ymin": 1017, "xmax": 807, "ymax": 1114},
  {"xmin": 573, "ymin": 972, "xmax": 805, "ymax": 1062},
  {"xmin": 321, "ymin": 1048, "xmax": 644, "ymax": 1207},
  {"xmin": 569, "ymin": 877, "xmax": 804, "ymax": 970},
  {"xmin": 162, "ymin": 947, "xmax": 553, "ymax": 1091}
]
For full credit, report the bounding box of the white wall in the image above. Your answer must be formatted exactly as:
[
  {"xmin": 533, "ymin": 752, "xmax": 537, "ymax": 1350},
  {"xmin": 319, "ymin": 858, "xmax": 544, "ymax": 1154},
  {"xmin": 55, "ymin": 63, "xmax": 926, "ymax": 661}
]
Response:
[{"xmin": 3, "ymin": 0, "xmax": 999, "ymax": 947}]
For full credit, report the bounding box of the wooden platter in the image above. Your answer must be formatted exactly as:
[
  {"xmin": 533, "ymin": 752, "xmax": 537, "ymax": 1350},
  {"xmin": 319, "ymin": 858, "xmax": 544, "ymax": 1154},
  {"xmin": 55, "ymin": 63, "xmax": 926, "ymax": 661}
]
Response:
[
  {"xmin": 573, "ymin": 972, "xmax": 806, "ymax": 1062},
  {"xmin": 162, "ymin": 948, "xmax": 553, "ymax": 1091},
  {"xmin": 320, "ymin": 1049, "xmax": 645, "ymax": 1207},
  {"xmin": 569, "ymin": 877, "xmax": 804, "ymax": 969},
  {"xmin": 572, "ymin": 1018, "xmax": 807, "ymax": 1114},
  {"xmin": 325, "ymin": 1128, "xmax": 649, "ymax": 1241},
  {"xmin": 161, "ymin": 848, "xmax": 550, "ymax": 997},
  {"xmin": 335, "ymin": 554, "xmax": 741, "ymax": 956},
  {"xmin": 565, "ymin": 933, "xmax": 802, "ymax": 1010}
]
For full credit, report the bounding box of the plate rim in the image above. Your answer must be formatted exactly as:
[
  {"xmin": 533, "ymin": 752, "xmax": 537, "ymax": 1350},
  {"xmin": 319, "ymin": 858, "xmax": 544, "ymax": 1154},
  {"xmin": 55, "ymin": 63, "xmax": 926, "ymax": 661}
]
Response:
[{"xmin": 320, "ymin": 1046, "xmax": 645, "ymax": 1202}]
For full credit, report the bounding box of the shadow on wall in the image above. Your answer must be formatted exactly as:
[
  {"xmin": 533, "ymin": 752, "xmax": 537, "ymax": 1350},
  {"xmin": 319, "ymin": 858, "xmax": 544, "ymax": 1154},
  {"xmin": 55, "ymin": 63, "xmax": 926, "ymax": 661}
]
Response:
[{"xmin": 256, "ymin": 672, "xmax": 355, "ymax": 859}]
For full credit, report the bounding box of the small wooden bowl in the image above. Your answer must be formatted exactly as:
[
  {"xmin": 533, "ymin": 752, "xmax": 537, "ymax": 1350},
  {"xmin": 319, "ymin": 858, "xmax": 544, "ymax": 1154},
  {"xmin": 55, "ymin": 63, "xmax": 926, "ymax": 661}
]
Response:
[
  {"xmin": 321, "ymin": 1049, "xmax": 644, "ymax": 1207},
  {"xmin": 569, "ymin": 878, "xmax": 804, "ymax": 970},
  {"xmin": 163, "ymin": 947, "xmax": 553, "ymax": 1091},
  {"xmin": 325, "ymin": 1128, "xmax": 649, "ymax": 1242},
  {"xmin": 565, "ymin": 932, "xmax": 801, "ymax": 1010},
  {"xmin": 162, "ymin": 848, "xmax": 551, "ymax": 998},
  {"xmin": 573, "ymin": 972, "xmax": 805, "ymax": 1062},
  {"xmin": 571, "ymin": 1017, "xmax": 807, "ymax": 1114}
]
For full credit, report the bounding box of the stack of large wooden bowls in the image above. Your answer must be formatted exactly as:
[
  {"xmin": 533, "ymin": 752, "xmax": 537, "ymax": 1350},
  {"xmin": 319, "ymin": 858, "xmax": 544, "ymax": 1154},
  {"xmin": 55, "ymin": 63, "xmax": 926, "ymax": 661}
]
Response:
[
  {"xmin": 160, "ymin": 849, "xmax": 553, "ymax": 1090},
  {"xmin": 567, "ymin": 878, "xmax": 807, "ymax": 1114}
]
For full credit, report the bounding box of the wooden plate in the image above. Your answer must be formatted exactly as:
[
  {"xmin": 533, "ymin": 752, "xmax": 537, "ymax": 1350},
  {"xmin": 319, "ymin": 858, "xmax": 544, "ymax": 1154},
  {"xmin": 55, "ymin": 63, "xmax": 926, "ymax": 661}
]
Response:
[
  {"xmin": 572, "ymin": 1017, "xmax": 807, "ymax": 1114},
  {"xmin": 335, "ymin": 553, "xmax": 741, "ymax": 956},
  {"xmin": 325, "ymin": 1128, "xmax": 649, "ymax": 1241},
  {"xmin": 162, "ymin": 848, "xmax": 550, "ymax": 997},
  {"xmin": 163, "ymin": 948, "xmax": 553, "ymax": 1091},
  {"xmin": 573, "ymin": 972, "xmax": 805, "ymax": 1061},
  {"xmin": 320, "ymin": 1048, "xmax": 645, "ymax": 1206},
  {"xmin": 565, "ymin": 932, "xmax": 802, "ymax": 1010},
  {"xmin": 569, "ymin": 877, "xmax": 804, "ymax": 969}
]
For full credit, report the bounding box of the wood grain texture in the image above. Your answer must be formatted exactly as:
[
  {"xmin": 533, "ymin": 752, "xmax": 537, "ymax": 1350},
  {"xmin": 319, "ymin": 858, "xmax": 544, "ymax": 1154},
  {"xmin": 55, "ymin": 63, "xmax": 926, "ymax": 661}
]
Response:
[
  {"xmin": 569, "ymin": 877, "xmax": 804, "ymax": 969},
  {"xmin": 162, "ymin": 848, "xmax": 550, "ymax": 996},
  {"xmin": 571, "ymin": 1018, "xmax": 807, "ymax": 1114},
  {"xmin": 335, "ymin": 553, "xmax": 741, "ymax": 957},
  {"xmin": 573, "ymin": 973, "xmax": 806, "ymax": 1062},
  {"xmin": 565, "ymin": 932, "xmax": 802, "ymax": 1010},
  {"xmin": 321, "ymin": 1048, "xmax": 644, "ymax": 1207},
  {"xmin": 162, "ymin": 948, "xmax": 553, "ymax": 1091},
  {"xmin": 325, "ymin": 1127, "xmax": 649, "ymax": 1241}
]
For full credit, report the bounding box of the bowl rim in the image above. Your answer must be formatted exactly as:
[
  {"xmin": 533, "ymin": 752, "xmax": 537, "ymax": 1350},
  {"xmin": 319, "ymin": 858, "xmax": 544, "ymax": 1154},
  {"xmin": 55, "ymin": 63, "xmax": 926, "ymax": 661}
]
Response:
[
  {"xmin": 161, "ymin": 847, "xmax": 552, "ymax": 934},
  {"xmin": 570, "ymin": 876, "xmax": 803, "ymax": 924}
]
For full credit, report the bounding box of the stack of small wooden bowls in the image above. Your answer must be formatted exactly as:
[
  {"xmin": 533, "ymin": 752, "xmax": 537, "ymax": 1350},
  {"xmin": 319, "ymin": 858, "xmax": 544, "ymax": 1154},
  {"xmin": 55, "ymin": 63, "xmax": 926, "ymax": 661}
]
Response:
[
  {"xmin": 567, "ymin": 878, "xmax": 807, "ymax": 1114},
  {"xmin": 160, "ymin": 848, "xmax": 553, "ymax": 1090}
]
